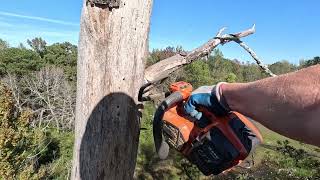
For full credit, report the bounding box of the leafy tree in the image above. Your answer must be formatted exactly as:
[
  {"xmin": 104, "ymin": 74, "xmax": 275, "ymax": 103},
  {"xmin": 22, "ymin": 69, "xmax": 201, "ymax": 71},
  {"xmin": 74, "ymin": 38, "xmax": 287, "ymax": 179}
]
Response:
[
  {"xmin": 27, "ymin": 38, "xmax": 47, "ymax": 58},
  {"xmin": 269, "ymin": 60, "xmax": 297, "ymax": 75},
  {"xmin": 184, "ymin": 60, "xmax": 212, "ymax": 88},
  {"xmin": 213, "ymin": 49, "xmax": 223, "ymax": 58},
  {"xmin": 241, "ymin": 62, "xmax": 264, "ymax": 82},
  {"xmin": 302, "ymin": 56, "xmax": 320, "ymax": 67},
  {"xmin": 208, "ymin": 51, "xmax": 244, "ymax": 83},
  {"xmin": 44, "ymin": 42, "xmax": 77, "ymax": 81},
  {"xmin": 17, "ymin": 43, "xmax": 26, "ymax": 49},
  {"xmin": 0, "ymin": 39, "xmax": 9, "ymax": 50},
  {"xmin": 0, "ymin": 48, "xmax": 43, "ymax": 76},
  {"xmin": 44, "ymin": 42, "xmax": 77, "ymax": 66},
  {"xmin": 226, "ymin": 73, "xmax": 237, "ymax": 83},
  {"xmin": 208, "ymin": 49, "xmax": 224, "ymax": 72}
]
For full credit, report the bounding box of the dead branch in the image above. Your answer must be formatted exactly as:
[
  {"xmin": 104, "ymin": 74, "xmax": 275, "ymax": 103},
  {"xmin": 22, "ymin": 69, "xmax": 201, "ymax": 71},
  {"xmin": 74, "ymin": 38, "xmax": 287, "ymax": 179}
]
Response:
[
  {"xmin": 144, "ymin": 25, "xmax": 256, "ymax": 83},
  {"xmin": 234, "ymin": 41, "xmax": 276, "ymax": 77},
  {"xmin": 2, "ymin": 67, "xmax": 76, "ymax": 130},
  {"xmin": 213, "ymin": 25, "xmax": 276, "ymax": 77}
]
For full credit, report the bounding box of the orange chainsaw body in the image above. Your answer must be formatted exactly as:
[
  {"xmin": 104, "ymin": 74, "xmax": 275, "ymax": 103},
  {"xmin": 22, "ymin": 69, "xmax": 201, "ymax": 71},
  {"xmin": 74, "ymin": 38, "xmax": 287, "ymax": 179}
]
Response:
[{"xmin": 158, "ymin": 81, "xmax": 263, "ymax": 175}]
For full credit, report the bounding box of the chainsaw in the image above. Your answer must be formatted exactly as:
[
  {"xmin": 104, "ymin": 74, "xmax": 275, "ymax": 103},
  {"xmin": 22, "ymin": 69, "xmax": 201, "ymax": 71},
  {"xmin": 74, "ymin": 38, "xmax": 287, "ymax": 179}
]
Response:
[{"xmin": 152, "ymin": 81, "xmax": 263, "ymax": 175}]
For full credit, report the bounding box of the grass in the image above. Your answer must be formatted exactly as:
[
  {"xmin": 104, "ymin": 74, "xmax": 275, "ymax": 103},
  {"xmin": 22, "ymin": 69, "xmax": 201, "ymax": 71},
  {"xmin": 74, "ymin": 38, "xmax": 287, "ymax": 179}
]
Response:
[
  {"xmin": 256, "ymin": 123, "xmax": 320, "ymax": 159},
  {"xmin": 247, "ymin": 123, "xmax": 320, "ymax": 179}
]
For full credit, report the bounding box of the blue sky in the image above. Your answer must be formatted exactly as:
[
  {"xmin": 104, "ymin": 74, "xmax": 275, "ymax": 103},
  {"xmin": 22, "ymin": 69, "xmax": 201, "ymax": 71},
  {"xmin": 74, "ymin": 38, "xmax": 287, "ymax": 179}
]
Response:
[{"xmin": 0, "ymin": 0, "xmax": 319, "ymax": 64}]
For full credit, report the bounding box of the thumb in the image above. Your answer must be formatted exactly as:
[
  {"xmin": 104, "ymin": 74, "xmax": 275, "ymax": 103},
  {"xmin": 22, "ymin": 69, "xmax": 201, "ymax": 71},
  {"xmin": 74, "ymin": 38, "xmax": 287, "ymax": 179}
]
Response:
[{"xmin": 184, "ymin": 94, "xmax": 207, "ymax": 120}]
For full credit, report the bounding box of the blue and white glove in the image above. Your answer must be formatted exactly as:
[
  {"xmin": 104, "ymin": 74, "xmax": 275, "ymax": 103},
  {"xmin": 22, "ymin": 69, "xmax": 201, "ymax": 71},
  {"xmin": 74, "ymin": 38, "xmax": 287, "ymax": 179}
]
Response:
[{"xmin": 184, "ymin": 82, "xmax": 230, "ymax": 127}]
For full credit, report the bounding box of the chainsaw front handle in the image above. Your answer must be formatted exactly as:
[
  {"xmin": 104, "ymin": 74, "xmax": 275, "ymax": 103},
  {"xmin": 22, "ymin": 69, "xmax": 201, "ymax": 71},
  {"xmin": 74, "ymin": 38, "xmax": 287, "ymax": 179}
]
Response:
[{"xmin": 153, "ymin": 91, "xmax": 184, "ymax": 159}]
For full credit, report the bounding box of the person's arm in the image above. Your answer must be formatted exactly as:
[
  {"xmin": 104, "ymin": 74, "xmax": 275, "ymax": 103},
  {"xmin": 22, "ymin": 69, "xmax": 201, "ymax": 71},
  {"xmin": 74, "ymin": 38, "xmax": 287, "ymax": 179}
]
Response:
[{"xmin": 222, "ymin": 65, "xmax": 320, "ymax": 146}]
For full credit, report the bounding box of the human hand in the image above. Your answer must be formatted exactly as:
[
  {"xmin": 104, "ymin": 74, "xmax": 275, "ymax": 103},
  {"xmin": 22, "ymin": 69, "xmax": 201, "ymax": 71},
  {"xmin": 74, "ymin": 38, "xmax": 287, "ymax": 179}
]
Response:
[{"xmin": 183, "ymin": 82, "xmax": 230, "ymax": 126}]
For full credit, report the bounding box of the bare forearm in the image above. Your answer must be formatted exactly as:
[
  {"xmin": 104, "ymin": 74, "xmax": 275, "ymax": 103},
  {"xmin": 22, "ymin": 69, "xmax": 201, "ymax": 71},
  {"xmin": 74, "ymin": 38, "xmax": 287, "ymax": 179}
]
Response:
[{"xmin": 223, "ymin": 65, "xmax": 320, "ymax": 146}]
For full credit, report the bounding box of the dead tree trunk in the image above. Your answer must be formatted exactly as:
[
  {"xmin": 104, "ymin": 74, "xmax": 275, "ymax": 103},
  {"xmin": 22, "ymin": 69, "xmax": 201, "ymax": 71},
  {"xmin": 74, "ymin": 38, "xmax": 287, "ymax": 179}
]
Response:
[{"xmin": 71, "ymin": 0, "xmax": 153, "ymax": 179}]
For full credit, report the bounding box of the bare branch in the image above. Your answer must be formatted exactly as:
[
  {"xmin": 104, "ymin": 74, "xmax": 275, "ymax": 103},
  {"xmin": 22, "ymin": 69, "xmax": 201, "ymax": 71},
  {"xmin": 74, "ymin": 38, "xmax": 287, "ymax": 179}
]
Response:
[
  {"xmin": 216, "ymin": 27, "xmax": 227, "ymax": 37},
  {"xmin": 235, "ymin": 41, "xmax": 276, "ymax": 77},
  {"xmin": 2, "ymin": 67, "xmax": 76, "ymax": 130},
  {"xmin": 232, "ymin": 24, "xmax": 256, "ymax": 39},
  {"xmin": 144, "ymin": 25, "xmax": 256, "ymax": 83},
  {"xmin": 212, "ymin": 25, "xmax": 275, "ymax": 77}
]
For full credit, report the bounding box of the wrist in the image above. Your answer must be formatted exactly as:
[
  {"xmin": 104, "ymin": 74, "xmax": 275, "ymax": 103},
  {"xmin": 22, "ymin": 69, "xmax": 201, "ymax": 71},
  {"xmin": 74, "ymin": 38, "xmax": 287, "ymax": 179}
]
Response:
[
  {"xmin": 214, "ymin": 82, "xmax": 231, "ymax": 112},
  {"xmin": 221, "ymin": 82, "xmax": 249, "ymax": 112}
]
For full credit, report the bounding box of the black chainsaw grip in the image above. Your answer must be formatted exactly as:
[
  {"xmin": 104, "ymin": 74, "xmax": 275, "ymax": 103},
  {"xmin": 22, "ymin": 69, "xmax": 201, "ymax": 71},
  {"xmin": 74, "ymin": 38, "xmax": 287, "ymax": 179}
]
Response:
[{"xmin": 153, "ymin": 91, "xmax": 184, "ymax": 159}]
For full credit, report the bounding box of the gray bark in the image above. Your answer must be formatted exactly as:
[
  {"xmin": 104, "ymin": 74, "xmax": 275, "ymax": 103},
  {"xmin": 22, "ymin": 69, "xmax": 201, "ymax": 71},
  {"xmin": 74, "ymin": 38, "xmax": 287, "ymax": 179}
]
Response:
[{"xmin": 71, "ymin": 0, "xmax": 153, "ymax": 179}]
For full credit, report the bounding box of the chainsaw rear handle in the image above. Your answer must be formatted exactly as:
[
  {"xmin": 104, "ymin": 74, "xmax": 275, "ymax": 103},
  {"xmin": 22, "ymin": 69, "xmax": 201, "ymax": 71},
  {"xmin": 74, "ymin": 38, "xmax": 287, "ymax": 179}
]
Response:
[{"xmin": 153, "ymin": 91, "xmax": 184, "ymax": 159}]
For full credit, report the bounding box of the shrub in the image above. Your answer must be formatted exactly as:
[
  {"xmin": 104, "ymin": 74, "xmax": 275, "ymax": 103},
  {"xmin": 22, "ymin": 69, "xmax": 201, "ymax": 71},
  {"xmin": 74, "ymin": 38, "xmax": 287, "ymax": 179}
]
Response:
[{"xmin": 0, "ymin": 83, "xmax": 60, "ymax": 179}]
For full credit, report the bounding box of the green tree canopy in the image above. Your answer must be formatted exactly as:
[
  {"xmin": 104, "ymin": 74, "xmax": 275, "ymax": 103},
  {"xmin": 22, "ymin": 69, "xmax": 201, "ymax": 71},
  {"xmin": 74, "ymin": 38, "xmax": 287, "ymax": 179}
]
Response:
[
  {"xmin": 184, "ymin": 60, "xmax": 212, "ymax": 88},
  {"xmin": 0, "ymin": 48, "xmax": 43, "ymax": 76},
  {"xmin": 44, "ymin": 42, "xmax": 77, "ymax": 80},
  {"xmin": 27, "ymin": 37, "xmax": 47, "ymax": 58},
  {"xmin": 269, "ymin": 60, "xmax": 297, "ymax": 75},
  {"xmin": 302, "ymin": 56, "xmax": 320, "ymax": 67}
]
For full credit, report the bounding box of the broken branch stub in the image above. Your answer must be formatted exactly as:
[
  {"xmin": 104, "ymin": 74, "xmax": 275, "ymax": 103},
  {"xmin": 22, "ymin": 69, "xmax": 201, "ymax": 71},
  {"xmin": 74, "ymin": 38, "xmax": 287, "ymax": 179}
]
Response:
[{"xmin": 144, "ymin": 25, "xmax": 256, "ymax": 83}]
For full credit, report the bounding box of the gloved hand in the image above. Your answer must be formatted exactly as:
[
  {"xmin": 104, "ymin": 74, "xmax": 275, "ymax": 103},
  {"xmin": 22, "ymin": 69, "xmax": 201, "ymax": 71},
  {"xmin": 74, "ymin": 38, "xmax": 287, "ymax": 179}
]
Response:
[
  {"xmin": 184, "ymin": 83, "xmax": 261, "ymax": 174},
  {"xmin": 184, "ymin": 82, "xmax": 230, "ymax": 127}
]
